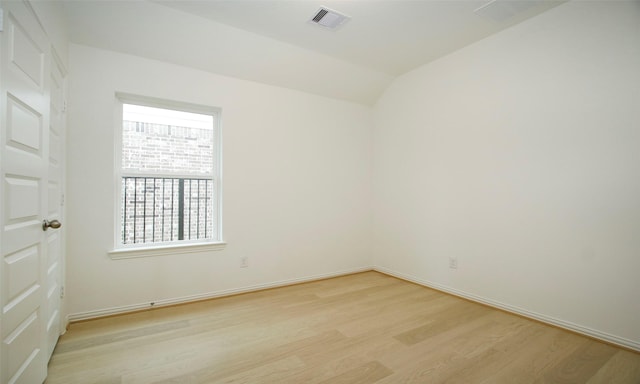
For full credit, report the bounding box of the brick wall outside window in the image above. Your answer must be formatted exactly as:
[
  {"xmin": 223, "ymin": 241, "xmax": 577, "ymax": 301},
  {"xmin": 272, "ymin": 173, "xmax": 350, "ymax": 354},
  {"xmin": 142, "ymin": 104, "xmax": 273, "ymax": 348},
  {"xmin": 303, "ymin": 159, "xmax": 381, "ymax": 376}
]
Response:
[{"xmin": 122, "ymin": 121, "xmax": 214, "ymax": 175}]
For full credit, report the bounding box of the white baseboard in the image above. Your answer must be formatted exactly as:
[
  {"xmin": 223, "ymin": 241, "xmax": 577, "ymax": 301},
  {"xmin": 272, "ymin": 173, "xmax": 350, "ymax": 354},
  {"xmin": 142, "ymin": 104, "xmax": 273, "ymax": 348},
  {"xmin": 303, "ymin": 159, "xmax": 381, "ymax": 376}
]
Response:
[
  {"xmin": 373, "ymin": 266, "xmax": 640, "ymax": 352},
  {"xmin": 66, "ymin": 266, "xmax": 373, "ymax": 323}
]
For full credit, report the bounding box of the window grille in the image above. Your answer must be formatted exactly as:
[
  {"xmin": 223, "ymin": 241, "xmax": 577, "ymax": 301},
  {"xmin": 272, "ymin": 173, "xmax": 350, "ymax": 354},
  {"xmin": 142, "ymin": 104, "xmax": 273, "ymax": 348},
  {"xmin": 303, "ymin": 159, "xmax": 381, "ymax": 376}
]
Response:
[{"xmin": 121, "ymin": 177, "xmax": 215, "ymax": 244}]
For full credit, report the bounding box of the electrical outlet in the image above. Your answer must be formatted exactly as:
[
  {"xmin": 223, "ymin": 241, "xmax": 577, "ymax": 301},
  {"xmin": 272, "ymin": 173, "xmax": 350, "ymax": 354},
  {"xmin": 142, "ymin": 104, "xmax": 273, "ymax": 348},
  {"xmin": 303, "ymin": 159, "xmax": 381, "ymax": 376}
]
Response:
[
  {"xmin": 449, "ymin": 257, "xmax": 458, "ymax": 269},
  {"xmin": 240, "ymin": 257, "xmax": 249, "ymax": 268}
]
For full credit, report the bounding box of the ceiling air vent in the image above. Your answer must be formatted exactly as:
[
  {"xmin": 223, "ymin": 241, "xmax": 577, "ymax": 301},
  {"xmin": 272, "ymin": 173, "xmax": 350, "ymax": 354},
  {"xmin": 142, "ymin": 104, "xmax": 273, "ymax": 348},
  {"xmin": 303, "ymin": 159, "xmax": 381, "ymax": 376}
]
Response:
[{"xmin": 309, "ymin": 7, "xmax": 350, "ymax": 30}]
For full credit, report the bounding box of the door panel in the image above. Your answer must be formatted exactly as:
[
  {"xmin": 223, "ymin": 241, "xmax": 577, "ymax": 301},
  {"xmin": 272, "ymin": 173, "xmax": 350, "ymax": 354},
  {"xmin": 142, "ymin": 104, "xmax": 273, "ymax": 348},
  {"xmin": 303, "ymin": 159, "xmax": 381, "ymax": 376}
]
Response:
[
  {"xmin": 6, "ymin": 311, "xmax": 41, "ymax": 384},
  {"xmin": 6, "ymin": 94, "xmax": 42, "ymax": 153},
  {"xmin": 47, "ymin": 182, "xmax": 58, "ymax": 214},
  {"xmin": 8, "ymin": 12, "xmax": 44, "ymax": 88},
  {"xmin": 4, "ymin": 246, "xmax": 39, "ymax": 301},
  {"xmin": 48, "ymin": 134, "xmax": 60, "ymax": 164},
  {"xmin": 5, "ymin": 176, "xmax": 39, "ymax": 220}
]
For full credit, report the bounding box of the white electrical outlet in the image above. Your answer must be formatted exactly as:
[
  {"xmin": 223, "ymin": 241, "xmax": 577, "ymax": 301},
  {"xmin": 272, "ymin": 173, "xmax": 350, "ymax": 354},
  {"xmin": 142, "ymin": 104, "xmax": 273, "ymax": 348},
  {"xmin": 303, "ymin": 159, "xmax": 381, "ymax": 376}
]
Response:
[
  {"xmin": 240, "ymin": 257, "xmax": 249, "ymax": 268},
  {"xmin": 449, "ymin": 257, "xmax": 458, "ymax": 269}
]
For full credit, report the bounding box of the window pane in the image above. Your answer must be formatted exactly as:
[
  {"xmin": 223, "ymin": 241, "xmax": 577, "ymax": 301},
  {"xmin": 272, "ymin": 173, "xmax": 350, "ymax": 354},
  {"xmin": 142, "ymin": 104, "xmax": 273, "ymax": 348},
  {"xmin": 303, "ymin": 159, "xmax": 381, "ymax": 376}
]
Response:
[
  {"xmin": 120, "ymin": 102, "xmax": 220, "ymax": 245},
  {"xmin": 122, "ymin": 104, "xmax": 215, "ymax": 175}
]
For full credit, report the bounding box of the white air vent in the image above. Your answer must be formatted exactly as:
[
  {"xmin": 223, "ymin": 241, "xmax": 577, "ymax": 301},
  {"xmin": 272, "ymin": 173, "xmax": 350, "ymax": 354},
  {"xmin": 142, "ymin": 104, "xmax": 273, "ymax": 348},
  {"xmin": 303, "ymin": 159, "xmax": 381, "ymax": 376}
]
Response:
[{"xmin": 309, "ymin": 7, "xmax": 350, "ymax": 30}]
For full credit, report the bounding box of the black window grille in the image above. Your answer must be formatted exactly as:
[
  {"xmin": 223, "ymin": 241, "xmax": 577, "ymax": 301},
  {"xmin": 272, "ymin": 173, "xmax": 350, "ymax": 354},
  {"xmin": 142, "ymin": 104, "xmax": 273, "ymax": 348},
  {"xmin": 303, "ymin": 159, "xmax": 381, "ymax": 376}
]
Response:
[{"xmin": 121, "ymin": 177, "xmax": 215, "ymax": 244}]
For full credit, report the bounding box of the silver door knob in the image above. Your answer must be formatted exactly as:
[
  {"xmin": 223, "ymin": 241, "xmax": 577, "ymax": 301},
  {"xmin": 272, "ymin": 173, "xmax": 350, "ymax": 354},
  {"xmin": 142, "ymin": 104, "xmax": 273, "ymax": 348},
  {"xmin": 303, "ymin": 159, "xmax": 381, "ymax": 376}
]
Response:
[{"xmin": 42, "ymin": 219, "xmax": 62, "ymax": 231}]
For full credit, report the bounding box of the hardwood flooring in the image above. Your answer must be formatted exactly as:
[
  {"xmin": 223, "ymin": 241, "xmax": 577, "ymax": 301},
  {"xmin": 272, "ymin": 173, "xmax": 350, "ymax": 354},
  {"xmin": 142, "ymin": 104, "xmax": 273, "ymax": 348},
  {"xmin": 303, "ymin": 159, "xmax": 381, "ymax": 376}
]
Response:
[{"xmin": 46, "ymin": 271, "xmax": 640, "ymax": 383}]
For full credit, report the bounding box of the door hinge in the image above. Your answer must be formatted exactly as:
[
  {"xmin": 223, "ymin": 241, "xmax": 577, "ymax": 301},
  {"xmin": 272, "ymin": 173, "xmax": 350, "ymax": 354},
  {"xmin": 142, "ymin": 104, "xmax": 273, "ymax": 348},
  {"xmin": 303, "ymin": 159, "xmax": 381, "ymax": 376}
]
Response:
[
  {"xmin": 0, "ymin": 8, "xmax": 4, "ymax": 32},
  {"xmin": 60, "ymin": 286, "xmax": 65, "ymax": 299},
  {"xmin": 61, "ymin": 193, "xmax": 65, "ymax": 207}
]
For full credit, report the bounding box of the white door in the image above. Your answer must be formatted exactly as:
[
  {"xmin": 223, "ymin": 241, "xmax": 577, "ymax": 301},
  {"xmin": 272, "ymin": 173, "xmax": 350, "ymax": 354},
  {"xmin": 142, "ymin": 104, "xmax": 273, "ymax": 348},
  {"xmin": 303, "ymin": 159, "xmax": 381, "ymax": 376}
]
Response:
[
  {"xmin": 0, "ymin": 1, "xmax": 61, "ymax": 383},
  {"xmin": 44, "ymin": 49, "xmax": 65, "ymax": 360}
]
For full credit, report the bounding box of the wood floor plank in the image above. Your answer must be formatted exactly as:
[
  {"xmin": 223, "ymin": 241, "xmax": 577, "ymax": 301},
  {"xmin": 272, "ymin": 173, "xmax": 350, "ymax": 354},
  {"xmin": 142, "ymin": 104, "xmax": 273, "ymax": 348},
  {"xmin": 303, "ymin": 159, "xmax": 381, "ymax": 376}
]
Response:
[
  {"xmin": 315, "ymin": 361, "xmax": 393, "ymax": 384},
  {"xmin": 586, "ymin": 350, "xmax": 640, "ymax": 384},
  {"xmin": 376, "ymin": 313, "xmax": 534, "ymax": 383},
  {"xmin": 207, "ymin": 355, "xmax": 306, "ymax": 384},
  {"xmin": 336, "ymin": 294, "xmax": 458, "ymax": 338},
  {"xmin": 483, "ymin": 328, "xmax": 587, "ymax": 384},
  {"xmin": 393, "ymin": 301, "xmax": 493, "ymax": 346},
  {"xmin": 539, "ymin": 341, "xmax": 619, "ymax": 383},
  {"xmin": 53, "ymin": 320, "xmax": 190, "ymax": 354},
  {"xmin": 45, "ymin": 271, "xmax": 640, "ymax": 384},
  {"xmin": 282, "ymin": 337, "xmax": 403, "ymax": 384},
  {"xmin": 151, "ymin": 330, "xmax": 347, "ymax": 383}
]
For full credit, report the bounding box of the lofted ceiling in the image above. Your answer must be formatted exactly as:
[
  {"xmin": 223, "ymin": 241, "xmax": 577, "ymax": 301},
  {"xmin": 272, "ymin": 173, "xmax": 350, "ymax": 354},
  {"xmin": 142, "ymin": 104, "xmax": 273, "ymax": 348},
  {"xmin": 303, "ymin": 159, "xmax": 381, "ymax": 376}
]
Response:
[{"xmin": 62, "ymin": 0, "xmax": 565, "ymax": 105}]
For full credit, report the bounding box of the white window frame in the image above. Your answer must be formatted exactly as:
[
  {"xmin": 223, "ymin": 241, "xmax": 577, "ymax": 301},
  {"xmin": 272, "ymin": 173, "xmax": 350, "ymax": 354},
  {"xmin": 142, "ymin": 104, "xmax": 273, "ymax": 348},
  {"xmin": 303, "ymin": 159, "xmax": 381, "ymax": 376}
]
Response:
[{"xmin": 109, "ymin": 93, "xmax": 225, "ymax": 259}]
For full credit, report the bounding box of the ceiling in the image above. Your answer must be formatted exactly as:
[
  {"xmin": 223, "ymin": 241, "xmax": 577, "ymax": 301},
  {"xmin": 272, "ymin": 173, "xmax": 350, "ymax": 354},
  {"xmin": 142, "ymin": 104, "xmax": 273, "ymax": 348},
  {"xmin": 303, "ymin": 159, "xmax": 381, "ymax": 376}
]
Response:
[{"xmin": 62, "ymin": 0, "xmax": 565, "ymax": 105}]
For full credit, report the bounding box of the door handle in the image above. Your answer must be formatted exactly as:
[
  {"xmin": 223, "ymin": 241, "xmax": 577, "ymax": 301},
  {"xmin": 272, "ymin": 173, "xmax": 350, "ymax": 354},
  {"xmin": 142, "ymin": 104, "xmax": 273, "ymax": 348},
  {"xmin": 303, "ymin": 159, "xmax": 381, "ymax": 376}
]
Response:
[{"xmin": 42, "ymin": 219, "xmax": 62, "ymax": 231}]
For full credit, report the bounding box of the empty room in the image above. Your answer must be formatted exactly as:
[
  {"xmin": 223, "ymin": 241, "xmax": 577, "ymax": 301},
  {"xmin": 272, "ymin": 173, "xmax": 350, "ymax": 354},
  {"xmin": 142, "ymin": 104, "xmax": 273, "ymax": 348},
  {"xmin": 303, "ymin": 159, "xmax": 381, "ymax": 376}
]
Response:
[{"xmin": 0, "ymin": 0, "xmax": 639, "ymax": 383}]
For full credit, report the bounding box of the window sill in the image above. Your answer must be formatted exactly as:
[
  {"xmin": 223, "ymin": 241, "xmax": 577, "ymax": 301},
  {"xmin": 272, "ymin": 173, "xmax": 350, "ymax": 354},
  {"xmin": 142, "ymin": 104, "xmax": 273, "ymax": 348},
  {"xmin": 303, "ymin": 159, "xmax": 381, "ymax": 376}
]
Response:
[{"xmin": 108, "ymin": 242, "xmax": 227, "ymax": 260}]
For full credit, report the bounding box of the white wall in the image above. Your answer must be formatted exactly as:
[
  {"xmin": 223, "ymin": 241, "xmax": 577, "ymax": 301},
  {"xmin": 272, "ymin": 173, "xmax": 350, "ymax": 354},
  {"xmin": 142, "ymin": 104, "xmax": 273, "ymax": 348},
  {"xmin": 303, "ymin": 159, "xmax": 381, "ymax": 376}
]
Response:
[
  {"xmin": 372, "ymin": 1, "xmax": 640, "ymax": 349},
  {"xmin": 66, "ymin": 44, "xmax": 372, "ymax": 318}
]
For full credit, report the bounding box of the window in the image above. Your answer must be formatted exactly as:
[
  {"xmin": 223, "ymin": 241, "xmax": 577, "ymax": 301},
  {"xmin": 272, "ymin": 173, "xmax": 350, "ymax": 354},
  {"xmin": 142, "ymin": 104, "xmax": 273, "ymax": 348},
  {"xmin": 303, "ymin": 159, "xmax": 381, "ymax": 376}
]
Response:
[{"xmin": 111, "ymin": 94, "xmax": 223, "ymax": 258}]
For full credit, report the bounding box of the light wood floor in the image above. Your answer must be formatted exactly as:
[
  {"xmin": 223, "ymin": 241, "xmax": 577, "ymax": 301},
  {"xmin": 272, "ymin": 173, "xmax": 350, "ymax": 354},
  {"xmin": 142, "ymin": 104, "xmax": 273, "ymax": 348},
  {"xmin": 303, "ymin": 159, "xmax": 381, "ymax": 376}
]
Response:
[{"xmin": 46, "ymin": 271, "xmax": 640, "ymax": 384}]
